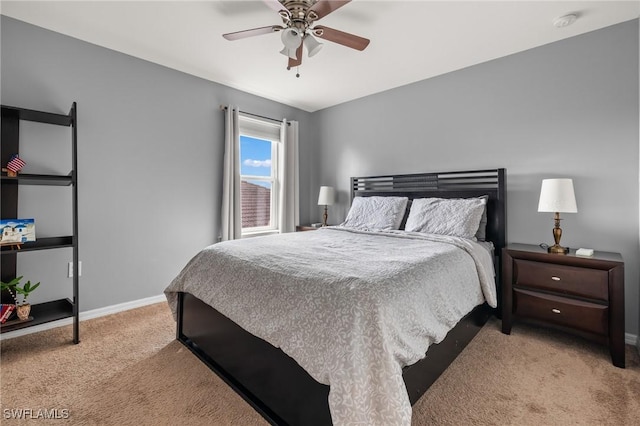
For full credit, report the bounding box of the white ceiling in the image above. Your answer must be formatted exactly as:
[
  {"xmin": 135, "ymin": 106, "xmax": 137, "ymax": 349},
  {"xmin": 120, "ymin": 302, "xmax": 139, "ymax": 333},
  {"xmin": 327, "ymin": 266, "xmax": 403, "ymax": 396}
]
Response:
[{"xmin": 1, "ymin": 1, "xmax": 638, "ymax": 112}]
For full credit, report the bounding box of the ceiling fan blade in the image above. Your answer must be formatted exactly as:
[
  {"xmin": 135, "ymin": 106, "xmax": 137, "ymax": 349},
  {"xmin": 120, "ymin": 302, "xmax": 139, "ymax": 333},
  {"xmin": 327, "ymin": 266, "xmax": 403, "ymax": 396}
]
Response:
[
  {"xmin": 287, "ymin": 44, "xmax": 303, "ymax": 69},
  {"xmin": 313, "ymin": 25, "xmax": 370, "ymax": 51},
  {"xmin": 223, "ymin": 25, "xmax": 283, "ymax": 41},
  {"xmin": 262, "ymin": 0, "xmax": 286, "ymax": 13},
  {"xmin": 308, "ymin": 0, "xmax": 351, "ymax": 20}
]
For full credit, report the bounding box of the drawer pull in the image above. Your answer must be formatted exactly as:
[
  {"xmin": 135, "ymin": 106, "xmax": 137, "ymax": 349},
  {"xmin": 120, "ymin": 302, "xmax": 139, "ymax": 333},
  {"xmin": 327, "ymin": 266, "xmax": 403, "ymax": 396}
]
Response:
[
  {"xmin": 551, "ymin": 276, "xmax": 561, "ymax": 281},
  {"xmin": 552, "ymin": 308, "xmax": 561, "ymax": 314}
]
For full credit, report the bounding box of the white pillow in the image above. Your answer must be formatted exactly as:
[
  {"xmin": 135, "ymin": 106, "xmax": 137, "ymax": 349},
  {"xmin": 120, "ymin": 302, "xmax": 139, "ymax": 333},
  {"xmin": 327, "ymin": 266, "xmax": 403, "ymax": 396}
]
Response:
[
  {"xmin": 340, "ymin": 196, "xmax": 409, "ymax": 230},
  {"xmin": 405, "ymin": 197, "xmax": 487, "ymax": 239},
  {"xmin": 475, "ymin": 195, "xmax": 489, "ymax": 241}
]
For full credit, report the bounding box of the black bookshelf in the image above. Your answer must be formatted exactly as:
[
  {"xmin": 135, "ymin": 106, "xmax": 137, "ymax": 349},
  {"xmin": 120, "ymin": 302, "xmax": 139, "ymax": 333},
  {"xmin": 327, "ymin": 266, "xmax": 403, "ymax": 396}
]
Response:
[
  {"xmin": 0, "ymin": 236, "xmax": 73, "ymax": 254},
  {"xmin": 1, "ymin": 173, "xmax": 73, "ymax": 186},
  {"xmin": 0, "ymin": 105, "xmax": 73, "ymax": 126},
  {"xmin": 0, "ymin": 103, "xmax": 79, "ymax": 343},
  {"xmin": 0, "ymin": 299, "xmax": 74, "ymax": 333}
]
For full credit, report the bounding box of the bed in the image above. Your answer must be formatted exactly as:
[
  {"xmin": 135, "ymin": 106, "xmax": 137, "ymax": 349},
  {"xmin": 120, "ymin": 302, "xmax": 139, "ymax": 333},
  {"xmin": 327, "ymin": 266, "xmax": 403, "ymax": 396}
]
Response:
[{"xmin": 165, "ymin": 168, "xmax": 506, "ymax": 426}]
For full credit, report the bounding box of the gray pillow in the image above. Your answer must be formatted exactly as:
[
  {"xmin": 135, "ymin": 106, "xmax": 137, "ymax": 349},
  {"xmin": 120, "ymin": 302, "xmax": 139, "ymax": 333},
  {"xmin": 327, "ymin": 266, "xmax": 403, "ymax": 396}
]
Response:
[
  {"xmin": 341, "ymin": 196, "xmax": 409, "ymax": 230},
  {"xmin": 475, "ymin": 195, "xmax": 489, "ymax": 241},
  {"xmin": 405, "ymin": 197, "xmax": 487, "ymax": 239}
]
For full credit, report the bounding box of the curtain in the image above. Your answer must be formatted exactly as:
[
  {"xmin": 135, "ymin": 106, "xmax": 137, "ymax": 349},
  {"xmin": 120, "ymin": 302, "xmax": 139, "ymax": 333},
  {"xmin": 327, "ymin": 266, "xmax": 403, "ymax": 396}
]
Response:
[
  {"xmin": 221, "ymin": 106, "xmax": 241, "ymax": 241},
  {"xmin": 278, "ymin": 120, "xmax": 299, "ymax": 233}
]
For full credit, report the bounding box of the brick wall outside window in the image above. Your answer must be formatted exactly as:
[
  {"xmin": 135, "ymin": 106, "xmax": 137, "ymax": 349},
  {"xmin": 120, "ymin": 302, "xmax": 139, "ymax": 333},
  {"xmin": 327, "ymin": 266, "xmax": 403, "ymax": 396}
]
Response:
[{"xmin": 241, "ymin": 181, "xmax": 271, "ymax": 228}]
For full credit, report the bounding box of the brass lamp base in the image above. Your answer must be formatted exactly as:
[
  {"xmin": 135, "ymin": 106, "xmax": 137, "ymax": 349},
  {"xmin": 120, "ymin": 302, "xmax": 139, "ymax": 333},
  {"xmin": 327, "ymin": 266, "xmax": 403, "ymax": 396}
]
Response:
[
  {"xmin": 548, "ymin": 212, "xmax": 569, "ymax": 254},
  {"xmin": 547, "ymin": 244, "xmax": 569, "ymax": 254}
]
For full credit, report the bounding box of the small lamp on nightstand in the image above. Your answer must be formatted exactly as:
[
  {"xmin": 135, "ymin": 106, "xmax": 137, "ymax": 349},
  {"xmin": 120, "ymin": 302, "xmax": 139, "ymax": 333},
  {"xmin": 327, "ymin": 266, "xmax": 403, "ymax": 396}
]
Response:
[
  {"xmin": 317, "ymin": 186, "xmax": 335, "ymax": 227},
  {"xmin": 538, "ymin": 178, "xmax": 578, "ymax": 254}
]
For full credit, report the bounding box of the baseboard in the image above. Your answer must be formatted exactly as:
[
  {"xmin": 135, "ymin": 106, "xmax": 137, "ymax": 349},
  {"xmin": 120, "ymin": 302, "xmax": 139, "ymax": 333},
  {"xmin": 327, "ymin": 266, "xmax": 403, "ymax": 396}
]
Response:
[
  {"xmin": 0, "ymin": 294, "xmax": 166, "ymax": 340},
  {"xmin": 2, "ymin": 298, "xmax": 638, "ymax": 348}
]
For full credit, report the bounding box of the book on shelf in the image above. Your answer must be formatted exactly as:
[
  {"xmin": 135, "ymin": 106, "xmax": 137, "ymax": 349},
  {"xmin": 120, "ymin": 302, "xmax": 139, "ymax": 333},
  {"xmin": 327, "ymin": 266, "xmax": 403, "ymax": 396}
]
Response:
[{"xmin": 1, "ymin": 304, "xmax": 16, "ymax": 324}]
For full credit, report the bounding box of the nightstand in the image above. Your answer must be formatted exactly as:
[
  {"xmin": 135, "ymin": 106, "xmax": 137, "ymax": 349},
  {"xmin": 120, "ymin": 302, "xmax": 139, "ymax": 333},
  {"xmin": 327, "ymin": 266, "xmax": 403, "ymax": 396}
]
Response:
[
  {"xmin": 296, "ymin": 225, "xmax": 319, "ymax": 232},
  {"xmin": 502, "ymin": 243, "xmax": 625, "ymax": 368}
]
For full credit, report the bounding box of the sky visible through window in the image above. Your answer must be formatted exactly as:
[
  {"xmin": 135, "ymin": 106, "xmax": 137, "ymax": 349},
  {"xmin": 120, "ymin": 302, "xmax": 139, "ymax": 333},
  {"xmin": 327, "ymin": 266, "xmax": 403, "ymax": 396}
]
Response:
[
  {"xmin": 240, "ymin": 135, "xmax": 272, "ymax": 229},
  {"xmin": 240, "ymin": 136, "xmax": 271, "ymax": 177}
]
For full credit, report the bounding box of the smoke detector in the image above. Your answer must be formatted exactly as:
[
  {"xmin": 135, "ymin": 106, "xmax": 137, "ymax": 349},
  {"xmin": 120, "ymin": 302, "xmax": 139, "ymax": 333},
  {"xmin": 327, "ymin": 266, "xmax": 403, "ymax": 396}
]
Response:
[{"xmin": 553, "ymin": 14, "xmax": 578, "ymax": 28}]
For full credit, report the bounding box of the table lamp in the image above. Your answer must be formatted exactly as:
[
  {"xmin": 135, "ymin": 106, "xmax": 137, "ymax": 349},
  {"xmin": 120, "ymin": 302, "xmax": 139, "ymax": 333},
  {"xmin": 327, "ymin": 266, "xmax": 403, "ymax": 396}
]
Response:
[
  {"xmin": 537, "ymin": 178, "xmax": 577, "ymax": 254},
  {"xmin": 317, "ymin": 186, "xmax": 335, "ymax": 227}
]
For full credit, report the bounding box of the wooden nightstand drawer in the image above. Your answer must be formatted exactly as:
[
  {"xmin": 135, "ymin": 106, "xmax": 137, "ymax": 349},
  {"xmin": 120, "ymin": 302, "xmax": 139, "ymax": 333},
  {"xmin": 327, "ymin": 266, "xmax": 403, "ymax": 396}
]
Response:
[
  {"xmin": 502, "ymin": 244, "xmax": 625, "ymax": 368},
  {"xmin": 514, "ymin": 259, "xmax": 608, "ymax": 301},
  {"xmin": 514, "ymin": 288, "xmax": 608, "ymax": 336}
]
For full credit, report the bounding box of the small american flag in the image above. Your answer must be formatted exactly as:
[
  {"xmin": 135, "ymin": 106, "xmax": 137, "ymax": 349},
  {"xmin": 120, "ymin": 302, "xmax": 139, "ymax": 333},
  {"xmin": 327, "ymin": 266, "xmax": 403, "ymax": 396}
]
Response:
[{"xmin": 6, "ymin": 155, "xmax": 25, "ymax": 173}]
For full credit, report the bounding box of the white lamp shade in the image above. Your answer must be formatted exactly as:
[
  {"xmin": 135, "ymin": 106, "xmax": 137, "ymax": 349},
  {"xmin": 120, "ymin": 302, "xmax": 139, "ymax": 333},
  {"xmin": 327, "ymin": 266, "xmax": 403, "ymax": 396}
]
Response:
[
  {"xmin": 538, "ymin": 178, "xmax": 578, "ymax": 213},
  {"xmin": 304, "ymin": 34, "xmax": 323, "ymax": 57},
  {"xmin": 317, "ymin": 186, "xmax": 335, "ymax": 206},
  {"xmin": 280, "ymin": 46, "xmax": 298, "ymax": 59},
  {"xmin": 281, "ymin": 27, "xmax": 302, "ymax": 50}
]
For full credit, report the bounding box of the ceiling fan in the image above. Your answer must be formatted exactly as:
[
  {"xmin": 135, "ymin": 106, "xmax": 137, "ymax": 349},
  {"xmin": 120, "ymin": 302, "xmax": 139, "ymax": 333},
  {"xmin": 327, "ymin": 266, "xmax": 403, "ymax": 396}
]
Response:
[{"xmin": 222, "ymin": 0, "xmax": 370, "ymax": 76}]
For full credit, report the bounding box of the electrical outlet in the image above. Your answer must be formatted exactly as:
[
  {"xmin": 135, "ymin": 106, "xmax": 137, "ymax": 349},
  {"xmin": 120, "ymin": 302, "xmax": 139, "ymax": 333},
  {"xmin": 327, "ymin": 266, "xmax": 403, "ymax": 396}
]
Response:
[{"xmin": 68, "ymin": 261, "xmax": 82, "ymax": 278}]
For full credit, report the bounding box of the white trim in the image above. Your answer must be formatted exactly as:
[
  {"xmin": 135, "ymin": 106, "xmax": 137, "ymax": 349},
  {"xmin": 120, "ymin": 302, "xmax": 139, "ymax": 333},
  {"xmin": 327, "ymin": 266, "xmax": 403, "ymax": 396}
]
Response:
[
  {"xmin": 239, "ymin": 131, "xmax": 280, "ymax": 237},
  {"xmin": 238, "ymin": 114, "xmax": 281, "ymax": 141},
  {"xmin": 2, "ymin": 297, "xmax": 638, "ymax": 349},
  {"xmin": 241, "ymin": 229, "xmax": 279, "ymax": 238},
  {"xmin": 0, "ymin": 294, "xmax": 166, "ymax": 340}
]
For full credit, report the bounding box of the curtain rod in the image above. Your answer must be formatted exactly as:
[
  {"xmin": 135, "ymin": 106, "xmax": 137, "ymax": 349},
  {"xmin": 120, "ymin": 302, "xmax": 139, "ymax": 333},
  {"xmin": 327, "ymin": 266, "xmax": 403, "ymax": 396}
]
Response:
[{"xmin": 219, "ymin": 105, "xmax": 290, "ymax": 126}]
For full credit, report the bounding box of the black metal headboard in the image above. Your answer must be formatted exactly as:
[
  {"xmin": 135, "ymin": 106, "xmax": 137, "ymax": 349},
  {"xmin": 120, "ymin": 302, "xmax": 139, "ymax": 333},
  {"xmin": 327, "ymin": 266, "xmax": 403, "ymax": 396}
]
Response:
[{"xmin": 351, "ymin": 168, "xmax": 507, "ymax": 301}]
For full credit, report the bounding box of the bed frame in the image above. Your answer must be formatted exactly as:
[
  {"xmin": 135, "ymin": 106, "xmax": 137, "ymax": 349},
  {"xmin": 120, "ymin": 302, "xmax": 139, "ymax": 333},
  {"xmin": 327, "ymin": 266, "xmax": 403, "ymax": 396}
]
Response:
[{"xmin": 176, "ymin": 168, "xmax": 506, "ymax": 425}]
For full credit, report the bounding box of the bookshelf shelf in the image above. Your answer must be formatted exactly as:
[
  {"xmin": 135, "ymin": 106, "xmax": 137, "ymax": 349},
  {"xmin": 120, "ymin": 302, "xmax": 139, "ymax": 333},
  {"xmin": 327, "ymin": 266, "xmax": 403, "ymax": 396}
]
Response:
[
  {"xmin": 1, "ymin": 103, "xmax": 79, "ymax": 343},
  {"xmin": 0, "ymin": 299, "xmax": 74, "ymax": 333}
]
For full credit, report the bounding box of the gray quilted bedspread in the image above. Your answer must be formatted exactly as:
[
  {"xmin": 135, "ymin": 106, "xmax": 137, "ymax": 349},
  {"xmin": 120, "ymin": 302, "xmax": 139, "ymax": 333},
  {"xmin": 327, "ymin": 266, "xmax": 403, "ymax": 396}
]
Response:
[{"xmin": 165, "ymin": 227, "xmax": 496, "ymax": 426}]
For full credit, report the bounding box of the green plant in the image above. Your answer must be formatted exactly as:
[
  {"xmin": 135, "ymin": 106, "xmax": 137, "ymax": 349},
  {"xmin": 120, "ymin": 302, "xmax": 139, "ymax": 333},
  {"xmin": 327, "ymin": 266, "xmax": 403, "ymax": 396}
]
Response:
[
  {"xmin": 15, "ymin": 280, "xmax": 40, "ymax": 305},
  {"xmin": 0, "ymin": 276, "xmax": 40, "ymax": 305},
  {"xmin": 0, "ymin": 276, "xmax": 22, "ymax": 305}
]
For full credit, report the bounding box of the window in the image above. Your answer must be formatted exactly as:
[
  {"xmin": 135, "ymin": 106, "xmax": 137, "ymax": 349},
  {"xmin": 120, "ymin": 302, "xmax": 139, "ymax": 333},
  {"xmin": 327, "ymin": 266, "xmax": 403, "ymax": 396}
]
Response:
[{"xmin": 239, "ymin": 116, "xmax": 281, "ymax": 236}]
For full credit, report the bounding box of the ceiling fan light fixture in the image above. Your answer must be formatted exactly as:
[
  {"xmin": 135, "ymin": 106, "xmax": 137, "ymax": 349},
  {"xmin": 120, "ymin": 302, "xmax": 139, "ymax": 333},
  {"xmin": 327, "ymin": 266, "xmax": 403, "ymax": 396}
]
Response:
[
  {"xmin": 222, "ymin": 0, "xmax": 370, "ymax": 73},
  {"xmin": 304, "ymin": 34, "xmax": 323, "ymax": 57},
  {"xmin": 281, "ymin": 27, "xmax": 302, "ymax": 50},
  {"xmin": 280, "ymin": 46, "xmax": 299, "ymax": 60}
]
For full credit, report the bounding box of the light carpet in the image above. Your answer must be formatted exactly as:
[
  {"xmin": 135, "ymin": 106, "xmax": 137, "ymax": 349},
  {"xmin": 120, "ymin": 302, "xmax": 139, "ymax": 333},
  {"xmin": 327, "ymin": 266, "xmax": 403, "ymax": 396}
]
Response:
[{"xmin": 1, "ymin": 302, "xmax": 638, "ymax": 425}]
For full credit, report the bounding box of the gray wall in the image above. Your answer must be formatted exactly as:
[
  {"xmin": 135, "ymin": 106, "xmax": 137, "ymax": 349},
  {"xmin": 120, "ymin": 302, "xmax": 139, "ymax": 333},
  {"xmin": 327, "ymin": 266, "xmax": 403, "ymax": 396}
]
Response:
[
  {"xmin": 312, "ymin": 20, "xmax": 640, "ymax": 337},
  {"xmin": 1, "ymin": 16, "xmax": 314, "ymax": 310},
  {"xmin": 2, "ymin": 15, "xmax": 638, "ymax": 338}
]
